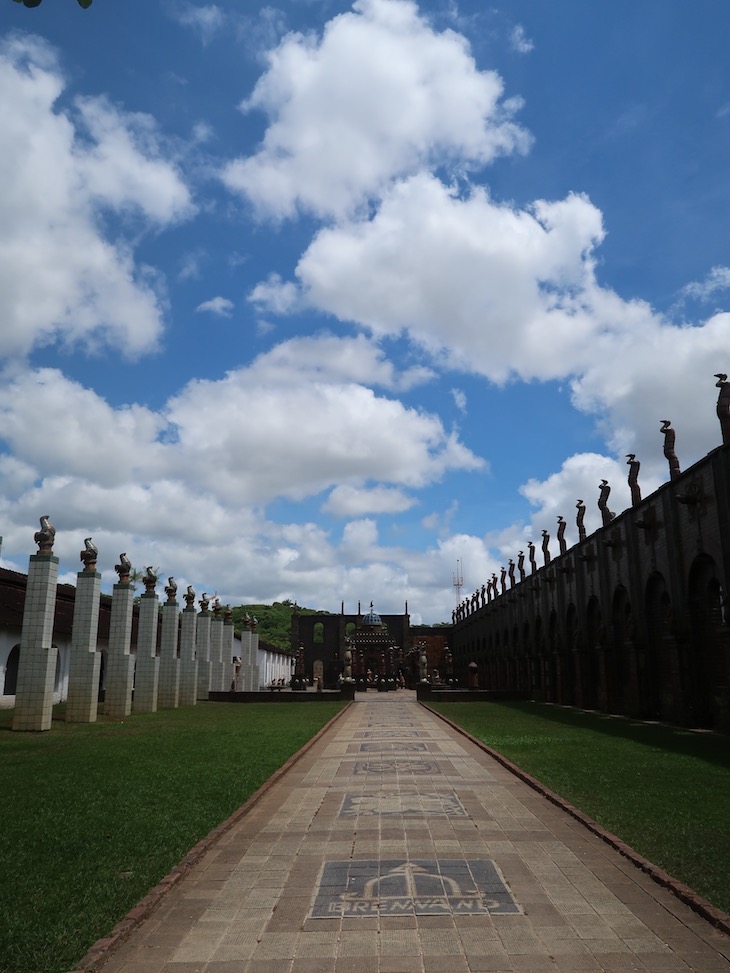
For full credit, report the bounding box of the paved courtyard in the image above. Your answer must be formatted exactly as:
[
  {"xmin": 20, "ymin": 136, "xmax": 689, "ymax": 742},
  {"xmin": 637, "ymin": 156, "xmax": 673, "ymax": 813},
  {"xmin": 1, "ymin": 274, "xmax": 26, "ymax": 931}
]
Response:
[{"xmin": 95, "ymin": 693, "xmax": 730, "ymax": 973}]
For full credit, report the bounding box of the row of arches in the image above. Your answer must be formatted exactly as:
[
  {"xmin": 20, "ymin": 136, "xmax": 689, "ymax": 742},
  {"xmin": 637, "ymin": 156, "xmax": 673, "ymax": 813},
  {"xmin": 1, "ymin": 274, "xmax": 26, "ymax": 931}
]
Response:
[
  {"xmin": 2, "ymin": 644, "xmax": 107, "ymax": 698},
  {"xmin": 455, "ymin": 554, "xmax": 729, "ymax": 729}
]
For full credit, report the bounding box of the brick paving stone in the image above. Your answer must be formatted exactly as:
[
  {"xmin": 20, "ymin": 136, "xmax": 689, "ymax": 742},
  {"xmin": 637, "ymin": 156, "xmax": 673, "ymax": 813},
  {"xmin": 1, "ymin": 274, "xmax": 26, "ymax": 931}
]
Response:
[
  {"xmin": 159, "ymin": 964, "xmax": 207, "ymax": 973},
  {"xmin": 334, "ymin": 958, "xmax": 374, "ymax": 973},
  {"xmin": 423, "ymin": 956, "xmax": 470, "ymax": 973},
  {"xmin": 379, "ymin": 957, "xmax": 423, "ymax": 973},
  {"xmin": 82, "ymin": 695, "xmax": 730, "ymax": 973},
  {"xmin": 379, "ymin": 928, "xmax": 421, "ymax": 955}
]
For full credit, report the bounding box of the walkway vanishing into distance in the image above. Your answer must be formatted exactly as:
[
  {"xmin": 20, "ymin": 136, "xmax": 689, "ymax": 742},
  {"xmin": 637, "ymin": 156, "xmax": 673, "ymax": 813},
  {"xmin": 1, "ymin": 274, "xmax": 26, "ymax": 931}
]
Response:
[{"xmin": 85, "ymin": 692, "xmax": 730, "ymax": 973}]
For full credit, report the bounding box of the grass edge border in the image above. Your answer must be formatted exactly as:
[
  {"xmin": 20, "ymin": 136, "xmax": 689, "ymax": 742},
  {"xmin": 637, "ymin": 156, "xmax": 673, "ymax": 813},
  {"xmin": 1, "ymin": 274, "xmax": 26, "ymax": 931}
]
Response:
[
  {"xmin": 67, "ymin": 701, "xmax": 354, "ymax": 973},
  {"xmin": 421, "ymin": 701, "xmax": 730, "ymax": 938}
]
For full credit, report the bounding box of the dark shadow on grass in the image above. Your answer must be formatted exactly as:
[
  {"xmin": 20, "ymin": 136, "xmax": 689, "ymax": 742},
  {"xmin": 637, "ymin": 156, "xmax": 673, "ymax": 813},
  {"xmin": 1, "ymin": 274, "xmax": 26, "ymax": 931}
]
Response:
[{"xmin": 466, "ymin": 700, "xmax": 730, "ymax": 771}]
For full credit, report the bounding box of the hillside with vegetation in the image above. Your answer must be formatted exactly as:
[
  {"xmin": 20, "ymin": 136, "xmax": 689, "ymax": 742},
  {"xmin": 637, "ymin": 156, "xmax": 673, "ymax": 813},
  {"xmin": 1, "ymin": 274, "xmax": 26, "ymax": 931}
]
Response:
[
  {"xmin": 230, "ymin": 600, "xmax": 329, "ymax": 651},
  {"xmin": 228, "ymin": 602, "xmax": 450, "ymax": 651}
]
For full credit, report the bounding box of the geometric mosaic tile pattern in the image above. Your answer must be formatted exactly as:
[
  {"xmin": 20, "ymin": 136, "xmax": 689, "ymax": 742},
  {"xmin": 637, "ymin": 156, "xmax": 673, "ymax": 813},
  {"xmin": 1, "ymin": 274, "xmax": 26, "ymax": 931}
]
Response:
[
  {"xmin": 363, "ymin": 730, "xmax": 422, "ymax": 737},
  {"xmin": 350, "ymin": 759, "xmax": 443, "ymax": 775},
  {"xmin": 310, "ymin": 859, "xmax": 521, "ymax": 917},
  {"xmin": 359, "ymin": 741, "xmax": 429, "ymax": 752},
  {"xmin": 339, "ymin": 792, "xmax": 466, "ymax": 816}
]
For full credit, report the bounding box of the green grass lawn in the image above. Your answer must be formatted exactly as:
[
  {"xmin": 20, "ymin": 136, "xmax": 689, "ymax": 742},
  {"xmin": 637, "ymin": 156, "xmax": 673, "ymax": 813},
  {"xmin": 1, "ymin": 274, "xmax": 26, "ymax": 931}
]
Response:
[
  {"xmin": 429, "ymin": 700, "xmax": 730, "ymax": 916},
  {"xmin": 0, "ymin": 701, "xmax": 346, "ymax": 973}
]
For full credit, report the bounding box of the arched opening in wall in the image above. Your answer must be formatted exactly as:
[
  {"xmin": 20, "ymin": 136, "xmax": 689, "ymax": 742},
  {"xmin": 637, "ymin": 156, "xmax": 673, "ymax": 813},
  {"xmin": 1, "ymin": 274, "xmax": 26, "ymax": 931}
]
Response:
[
  {"xmin": 644, "ymin": 573, "xmax": 670, "ymax": 720},
  {"xmin": 3, "ymin": 644, "xmax": 20, "ymax": 694},
  {"xmin": 563, "ymin": 605, "xmax": 578, "ymax": 707},
  {"xmin": 492, "ymin": 630, "xmax": 501, "ymax": 690},
  {"xmin": 533, "ymin": 615, "xmax": 544, "ymax": 698},
  {"xmin": 502, "ymin": 627, "xmax": 510, "ymax": 691},
  {"xmin": 521, "ymin": 621, "xmax": 531, "ymax": 691},
  {"xmin": 610, "ymin": 586, "xmax": 633, "ymax": 715},
  {"xmin": 313, "ymin": 622, "xmax": 324, "ymax": 645},
  {"xmin": 687, "ymin": 554, "xmax": 724, "ymax": 728},
  {"xmin": 345, "ymin": 622, "xmax": 356, "ymax": 640},
  {"xmin": 584, "ymin": 597, "xmax": 601, "ymax": 710},
  {"xmin": 547, "ymin": 611, "xmax": 559, "ymax": 703},
  {"xmin": 511, "ymin": 625, "xmax": 520, "ymax": 691},
  {"xmin": 98, "ymin": 650, "xmax": 107, "ymax": 700}
]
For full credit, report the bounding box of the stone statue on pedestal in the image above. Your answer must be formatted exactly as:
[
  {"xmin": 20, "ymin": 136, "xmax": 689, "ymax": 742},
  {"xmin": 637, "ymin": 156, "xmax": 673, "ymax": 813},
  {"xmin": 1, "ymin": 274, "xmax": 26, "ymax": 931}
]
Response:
[
  {"xmin": 184, "ymin": 585, "xmax": 196, "ymax": 609},
  {"xmin": 115, "ymin": 552, "xmax": 131, "ymax": 584},
  {"xmin": 143, "ymin": 566, "xmax": 157, "ymax": 594},
  {"xmin": 626, "ymin": 453, "xmax": 642, "ymax": 505},
  {"xmin": 165, "ymin": 577, "xmax": 177, "ymax": 604},
  {"xmin": 661, "ymin": 420, "xmax": 681, "ymax": 480},
  {"xmin": 576, "ymin": 500, "xmax": 586, "ymax": 542},
  {"xmin": 80, "ymin": 536, "xmax": 98, "ymax": 571},
  {"xmin": 34, "ymin": 515, "xmax": 55, "ymax": 555},
  {"xmin": 557, "ymin": 516, "xmax": 567, "ymax": 555},
  {"xmin": 716, "ymin": 373, "xmax": 730, "ymax": 445},
  {"xmin": 541, "ymin": 530, "xmax": 551, "ymax": 565},
  {"xmin": 598, "ymin": 479, "xmax": 615, "ymax": 526}
]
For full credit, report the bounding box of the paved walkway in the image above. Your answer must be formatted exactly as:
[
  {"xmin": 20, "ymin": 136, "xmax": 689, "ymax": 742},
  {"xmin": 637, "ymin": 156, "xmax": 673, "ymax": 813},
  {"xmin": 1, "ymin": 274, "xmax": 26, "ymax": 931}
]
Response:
[{"xmin": 97, "ymin": 693, "xmax": 730, "ymax": 973}]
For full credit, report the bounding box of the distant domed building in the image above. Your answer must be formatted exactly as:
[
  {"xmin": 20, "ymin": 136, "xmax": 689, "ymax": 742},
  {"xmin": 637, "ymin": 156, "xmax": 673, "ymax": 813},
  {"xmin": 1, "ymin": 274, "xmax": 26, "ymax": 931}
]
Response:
[
  {"xmin": 346, "ymin": 603, "xmax": 401, "ymax": 689},
  {"xmin": 290, "ymin": 601, "xmax": 449, "ymax": 689}
]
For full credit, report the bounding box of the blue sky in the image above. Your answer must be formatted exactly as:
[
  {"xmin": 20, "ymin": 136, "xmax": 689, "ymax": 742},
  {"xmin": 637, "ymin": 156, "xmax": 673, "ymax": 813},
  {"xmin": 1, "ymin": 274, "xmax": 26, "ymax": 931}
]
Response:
[{"xmin": 1, "ymin": 0, "xmax": 728, "ymax": 622}]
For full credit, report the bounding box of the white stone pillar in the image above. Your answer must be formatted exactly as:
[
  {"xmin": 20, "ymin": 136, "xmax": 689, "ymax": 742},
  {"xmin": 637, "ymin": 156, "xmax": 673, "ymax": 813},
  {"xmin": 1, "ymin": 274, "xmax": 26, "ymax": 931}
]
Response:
[
  {"xmin": 223, "ymin": 606, "xmax": 235, "ymax": 691},
  {"xmin": 65, "ymin": 540, "xmax": 102, "ymax": 723},
  {"xmin": 104, "ymin": 554, "xmax": 135, "ymax": 720},
  {"xmin": 132, "ymin": 570, "xmax": 160, "ymax": 714},
  {"xmin": 178, "ymin": 587, "xmax": 198, "ymax": 706},
  {"xmin": 251, "ymin": 623, "xmax": 260, "ymax": 691},
  {"xmin": 239, "ymin": 624, "xmax": 252, "ymax": 691},
  {"xmin": 13, "ymin": 517, "xmax": 59, "ymax": 731},
  {"xmin": 157, "ymin": 578, "xmax": 180, "ymax": 709},
  {"xmin": 210, "ymin": 601, "xmax": 224, "ymax": 692},
  {"xmin": 196, "ymin": 594, "xmax": 212, "ymax": 700}
]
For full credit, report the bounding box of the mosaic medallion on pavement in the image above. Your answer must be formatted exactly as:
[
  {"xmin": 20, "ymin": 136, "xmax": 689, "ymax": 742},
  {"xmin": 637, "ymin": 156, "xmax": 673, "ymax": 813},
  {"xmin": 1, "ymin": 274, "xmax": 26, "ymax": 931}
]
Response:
[
  {"xmin": 350, "ymin": 759, "xmax": 443, "ymax": 776},
  {"xmin": 339, "ymin": 792, "xmax": 465, "ymax": 816},
  {"xmin": 310, "ymin": 859, "xmax": 521, "ymax": 917},
  {"xmin": 362, "ymin": 730, "xmax": 422, "ymax": 738},
  {"xmin": 368, "ymin": 720, "xmax": 415, "ymax": 730},
  {"xmin": 359, "ymin": 741, "xmax": 429, "ymax": 753}
]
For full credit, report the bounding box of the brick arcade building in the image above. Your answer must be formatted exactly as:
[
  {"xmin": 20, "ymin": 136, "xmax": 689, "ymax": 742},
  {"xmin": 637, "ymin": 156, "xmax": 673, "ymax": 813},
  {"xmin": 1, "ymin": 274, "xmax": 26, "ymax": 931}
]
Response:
[
  {"xmin": 290, "ymin": 603, "xmax": 449, "ymax": 689},
  {"xmin": 450, "ymin": 394, "xmax": 730, "ymax": 731}
]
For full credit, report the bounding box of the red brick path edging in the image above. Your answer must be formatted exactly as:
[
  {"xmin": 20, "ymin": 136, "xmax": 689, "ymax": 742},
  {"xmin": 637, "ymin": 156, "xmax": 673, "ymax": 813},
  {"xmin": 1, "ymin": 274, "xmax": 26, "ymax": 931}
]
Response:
[
  {"xmin": 68, "ymin": 702, "xmax": 354, "ymax": 973},
  {"xmin": 422, "ymin": 702, "xmax": 730, "ymax": 938}
]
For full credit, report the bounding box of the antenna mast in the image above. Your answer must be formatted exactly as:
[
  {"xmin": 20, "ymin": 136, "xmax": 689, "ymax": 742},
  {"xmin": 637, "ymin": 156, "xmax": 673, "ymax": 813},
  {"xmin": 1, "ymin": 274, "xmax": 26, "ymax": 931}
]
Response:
[{"xmin": 453, "ymin": 558, "xmax": 464, "ymax": 606}]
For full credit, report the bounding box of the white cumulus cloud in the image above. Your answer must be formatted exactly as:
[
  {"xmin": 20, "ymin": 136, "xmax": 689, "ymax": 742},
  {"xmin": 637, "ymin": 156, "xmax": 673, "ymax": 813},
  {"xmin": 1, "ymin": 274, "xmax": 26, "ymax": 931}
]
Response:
[
  {"xmin": 222, "ymin": 0, "xmax": 530, "ymax": 219},
  {"xmin": 323, "ymin": 484, "xmax": 416, "ymax": 517},
  {"xmin": 196, "ymin": 296, "xmax": 234, "ymax": 316},
  {"xmin": 0, "ymin": 34, "xmax": 193, "ymax": 359}
]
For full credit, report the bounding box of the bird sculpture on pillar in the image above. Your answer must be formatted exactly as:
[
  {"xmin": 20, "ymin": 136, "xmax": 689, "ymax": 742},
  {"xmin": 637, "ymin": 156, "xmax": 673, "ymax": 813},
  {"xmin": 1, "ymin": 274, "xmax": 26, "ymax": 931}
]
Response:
[
  {"xmin": 626, "ymin": 453, "xmax": 642, "ymax": 506},
  {"xmin": 576, "ymin": 499, "xmax": 586, "ymax": 542},
  {"xmin": 716, "ymin": 373, "xmax": 730, "ymax": 445},
  {"xmin": 34, "ymin": 514, "xmax": 56, "ymax": 554},
  {"xmin": 80, "ymin": 536, "xmax": 98, "ymax": 571},
  {"xmin": 598, "ymin": 480, "xmax": 615, "ymax": 526},
  {"xmin": 557, "ymin": 516, "xmax": 567, "ymax": 555},
  {"xmin": 661, "ymin": 420, "xmax": 681, "ymax": 480}
]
